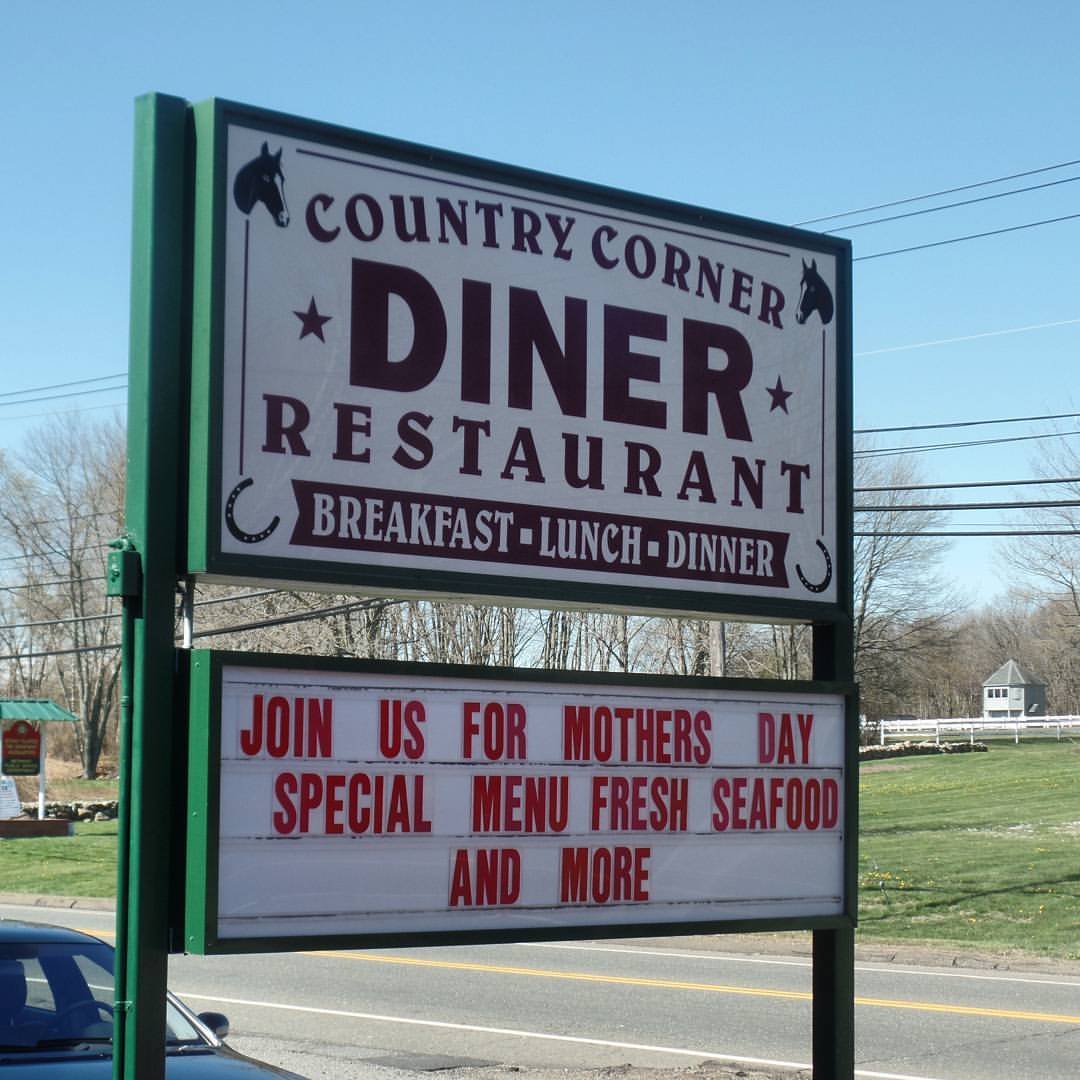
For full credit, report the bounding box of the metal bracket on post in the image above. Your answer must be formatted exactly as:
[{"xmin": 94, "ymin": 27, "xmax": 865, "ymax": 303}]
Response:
[
  {"xmin": 107, "ymin": 539, "xmax": 142, "ymax": 600},
  {"xmin": 178, "ymin": 577, "xmax": 194, "ymax": 649}
]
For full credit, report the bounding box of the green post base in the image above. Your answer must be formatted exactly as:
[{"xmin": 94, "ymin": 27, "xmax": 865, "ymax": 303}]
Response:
[{"xmin": 813, "ymin": 926, "xmax": 856, "ymax": 1078}]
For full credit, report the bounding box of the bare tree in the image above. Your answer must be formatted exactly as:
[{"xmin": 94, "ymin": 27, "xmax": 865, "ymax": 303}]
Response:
[
  {"xmin": 1005, "ymin": 431, "xmax": 1080, "ymax": 619},
  {"xmin": 997, "ymin": 429, "xmax": 1080, "ymax": 711},
  {"xmin": 641, "ymin": 618, "xmax": 711, "ymax": 677},
  {"xmin": 587, "ymin": 613, "xmax": 645, "ymax": 672},
  {"xmin": 852, "ymin": 453, "xmax": 958, "ymax": 721},
  {"xmin": 0, "ymin": 415, "xmax": 125, "ymax": 776},
  {"xmin": 346, "ymin": 600, "xmax": 526, "ymax": 667}
]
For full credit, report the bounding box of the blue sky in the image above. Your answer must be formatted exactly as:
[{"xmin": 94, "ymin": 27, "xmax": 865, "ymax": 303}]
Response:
[{"xmin": 2, "ymin": 1, "xmax": 1078, "ymax": 606}]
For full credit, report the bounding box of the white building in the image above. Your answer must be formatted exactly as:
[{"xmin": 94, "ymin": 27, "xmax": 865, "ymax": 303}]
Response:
[{"xmin": 982, "ymin": 659, "xmax": 1046, "ymax": 719}]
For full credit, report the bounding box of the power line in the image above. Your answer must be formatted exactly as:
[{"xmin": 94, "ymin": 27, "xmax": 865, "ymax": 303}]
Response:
[
  {"xmin": 855, "ymin": 431, "xmax": 1073, "ymax": 458},
  {"xmin": 0, "ymin": 547, "xmax": 108, "ymax": 566},
  {"xmin": 187, "ymin": 588, "xmax": 285, "ymax": 609},
  {"xmin": 856, "ymin": 476, "xmax": 1080, "ymax": 493},
  {"xmin": 7, "ymin": 317, "xmax": 1073, "ymax": 420},
  {"xmin": 0, "ymin": 577, "xmax": 85, "ymax": 592},
  {"xmin": 0, "ymin": 373, "xmax": 126, "ymax": 401},
  {"xmin": 855, "ymin": 499, "xmax": 1080, "ymax": 513},
  {"xmin": 827, "ymin": 174, "xmax": 1080, "ymax": 233},
  {"xmin": 2, "ymin": 401, "xmax": 126, "ymax": 425},
  {"xmin": 0, "ymin": 541, "xmax": 117, "ymax": 565},
  {"xmin": 0, "ymin": 641, "xmax": 113, "ymax": 660},
  {"xmin": 856, "ymin": 317, "xmax": 1080, "ymax": 357},
  {"xmin": 10, "ymin": 393, "xmax": 1077, "ymax": 442},
  {"xmin": 935, "ymin": 520, "xmax": 1080, "ymax": 529},
  {"xmin": 0, "ymin": 611, "xmax": 116, "ymax": 632},
  {"xmin": 0, "ymin": 553, "xmax": 100, "ymax": 570},
  {"xmin": 0, "ymin": 597, "xmax": 398, "ymax": 662},
  {"xmin": 192, "ymin": 597, "xmax": 392, "ymax": 638},
  {"xmin": 0, "ymin": 384, "xmax": 129, "ymax": 409},
  {"xmin": 854, "ymin": 211, "xmax": 1080, "ymax": 261},
  {"xmin": 855, "ymin": 412, "xmax": 1080, "ymax": 436},
  {"xmin": 0, "ymin": 589, "xmax": 281, "ymax": 633},
  {"xmin": 17, "ymin": 509, "xmax": 121, "ymax": 529},
  {"xmin": 794, "ymin": 157, "xmax": 1080, "ymax": 226},
  {"xmin": 857, "ymin": 528, "xmax": 1079, "ymax": 538}
]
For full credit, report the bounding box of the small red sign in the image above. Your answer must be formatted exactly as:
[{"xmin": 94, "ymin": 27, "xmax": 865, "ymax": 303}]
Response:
[{"xmin": 2, "ymin": 721, "xmax": 42, "ymax": 776}]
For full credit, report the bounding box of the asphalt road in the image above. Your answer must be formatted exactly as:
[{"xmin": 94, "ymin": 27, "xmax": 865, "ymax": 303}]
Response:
[{"xmin": 2, "ymin": 901, "xmax": 1078, "ymax": 1079}]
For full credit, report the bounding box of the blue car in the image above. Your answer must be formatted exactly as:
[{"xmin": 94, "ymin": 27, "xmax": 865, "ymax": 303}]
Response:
[{"xmin": 0, "ymin": 920, "xmax": 306, "ymax": 1077}]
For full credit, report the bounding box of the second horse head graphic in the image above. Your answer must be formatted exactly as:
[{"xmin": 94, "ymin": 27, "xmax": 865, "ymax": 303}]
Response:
[{"xmin": 795, "ymin": 258, "xmax": 833, "ymax": 326}]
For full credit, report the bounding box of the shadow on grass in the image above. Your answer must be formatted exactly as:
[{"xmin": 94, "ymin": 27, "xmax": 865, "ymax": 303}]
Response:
[
  {"xmin": 860, "ymin": 821, "xmax": 996, "ymax": 836},
  {"xmin": 859, "ymin": 870, "xmax": 1080, "ymax": 923}
]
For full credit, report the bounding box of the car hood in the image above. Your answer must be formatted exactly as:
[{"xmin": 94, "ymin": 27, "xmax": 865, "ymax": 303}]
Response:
[{"xmin": 0, "ymin": 1043, "xmax": 305, "ymax": 1078}]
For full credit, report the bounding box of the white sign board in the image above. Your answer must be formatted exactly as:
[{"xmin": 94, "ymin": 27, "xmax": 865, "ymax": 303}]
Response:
[
  {"xmin": 195, "ymin": 660, "xmax": 846, "ymax": 945},
  {"xmin": 193, "ymin": 103, "xmax": 848, "ymax": 615},
  {"xmin": 0, "ymin": 776, "xmax": 22, "ymax": 820}
]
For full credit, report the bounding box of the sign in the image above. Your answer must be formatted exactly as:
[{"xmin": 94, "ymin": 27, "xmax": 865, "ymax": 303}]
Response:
[
  {"xmin": 2, "ymin": 720, "xmax": 42, "ymax": 776},
  {"xmin": 186, "ymin": 652, "xmax": 852, "ymax": 952},
  {"xmin": 188, "ymin": 100, "xmax": 850, "ymax": 619},
  {"xmin": 128, "ymin": 94, "xmax": 856, "ymax": 1075},
  {"xmin": 0, "ymin": 777, "xmax": 21, "ymax": 820}
]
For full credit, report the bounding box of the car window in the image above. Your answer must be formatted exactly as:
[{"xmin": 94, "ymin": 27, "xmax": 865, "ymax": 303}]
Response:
[
  {"xmin": 20, "ymin": 956, "xmax": 56, "ymax": 1012},
  {"xmin": 0, "ymin": 954, "xmax": 53, "ymax": 1047},
  {"xmin": 165, "ymin": 998, "xmax": 204, "ymax": 1044},
  {"xmin": 37, "ymin": 946, "xmax": 110, "ymax": 1021},
  {"xmin": 1, "ymin": 941, "xmax": 115, "ymax": 1045},
  {"xmin": 72, "ymin": 952, "xmax": 114, "ymax": 1013},
  {"xmin": 0, "ymin": 938, "xmax": 209, "ymax": 1051}
]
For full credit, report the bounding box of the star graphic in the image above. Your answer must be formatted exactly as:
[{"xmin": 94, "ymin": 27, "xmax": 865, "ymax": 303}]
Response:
[
  {"xmin": 767, "ymin": 376, "xmax": 793, "ymax": 413},
  {"xmin": 294, "ymin": 297, "xmax": 332, "ymax": 342}
]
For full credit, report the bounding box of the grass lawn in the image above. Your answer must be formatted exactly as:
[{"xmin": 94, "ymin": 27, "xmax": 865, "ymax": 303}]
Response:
[
  {"xmin": 0, "ymin": 820, "xmax": 118, "ymax": 898},
  {"xmin": 1, "ymin": 741, "xmax": 1077, "ymax": 960},
  {"xmin": 857, "ymin": 739, "xmax": 1080, "ymax": 958}
]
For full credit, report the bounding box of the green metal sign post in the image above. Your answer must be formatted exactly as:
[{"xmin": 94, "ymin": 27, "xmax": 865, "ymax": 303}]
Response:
[
  {"xmin": 116, "ymin": 91, "xmax": 856, "ymax": 1079},
  {"xmin": 113, "ymin": 92, "xmax": 190, "ymax": 1080},
  {"xmin": 812, "ymin": 619, "xmax": 857, "ymax": 1079}
]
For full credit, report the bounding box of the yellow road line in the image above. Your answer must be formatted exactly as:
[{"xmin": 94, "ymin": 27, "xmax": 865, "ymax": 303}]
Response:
[
  {"xmin": 79, "ymin": 929, "xmax": 1078, "ymax": 1027},
  {"xmin": 313, "ymin": 950, "xmax": 810, "ymax": 1001},
  {"xmin": 313, "ymin": 950, "xmax": 1080, "ymax": 1026}
]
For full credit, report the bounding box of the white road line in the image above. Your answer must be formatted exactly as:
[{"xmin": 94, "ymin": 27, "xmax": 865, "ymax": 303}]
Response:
[
  {"xmin": 526, "ymin": 942, "xmax": 1080, "ymax": 988},
  {"xmin": 175, "ymin": 988, "xmax": 944, "ymax": 1080}
]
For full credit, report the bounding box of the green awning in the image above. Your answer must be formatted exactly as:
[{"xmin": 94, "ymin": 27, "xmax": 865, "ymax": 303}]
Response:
[{"xmin": 0, "ymin": 700, "xmax": 79, "ymax": 723}]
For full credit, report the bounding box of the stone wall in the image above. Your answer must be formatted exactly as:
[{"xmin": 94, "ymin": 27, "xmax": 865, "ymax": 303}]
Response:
[
  {"xmin": 18, "ymin": 800, "xmax": 119, "ymax": 822},
  {"xmin": 859, "ymin": 740, "xmax": 988, "ymax": 762}
]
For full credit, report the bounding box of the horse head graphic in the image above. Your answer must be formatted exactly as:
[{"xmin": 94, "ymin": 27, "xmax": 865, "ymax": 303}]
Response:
[
  {"xmin": 795, "ymin": 258, "xmax": 833, "ymax": 326},
  {"xmin": 233, "ymin": 142, "xmax": 289, "ymax": 227}
]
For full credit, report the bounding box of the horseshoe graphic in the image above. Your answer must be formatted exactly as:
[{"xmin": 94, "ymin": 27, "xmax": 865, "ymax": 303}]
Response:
[
  {"xmin": 224, "ymin": 478, "xmax": 280, "ymax": 544},
  {"xmin": 795, "ymin": 539, "xmax": 833, "ymax": 594}
]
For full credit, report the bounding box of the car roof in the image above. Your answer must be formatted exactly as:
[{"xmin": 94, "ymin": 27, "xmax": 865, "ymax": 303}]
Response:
[{"xmin": 0, "ymin": 919, "xmax": 109, "ymax": 947}]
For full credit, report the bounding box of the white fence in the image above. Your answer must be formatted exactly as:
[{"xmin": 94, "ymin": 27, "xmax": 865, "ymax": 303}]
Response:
[{"xmin": 869, "ymin": 715, "xmax": 1080, "ymax": 745}]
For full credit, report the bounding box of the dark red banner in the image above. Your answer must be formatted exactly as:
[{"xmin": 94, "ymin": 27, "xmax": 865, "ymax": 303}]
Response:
[
  {"xmin": 290, "ymin": 481, "xmax": 789, "ymax": 588},
  {"xmin": 2, "ymin": 721, "xmax": 41, "ymax": 776}
]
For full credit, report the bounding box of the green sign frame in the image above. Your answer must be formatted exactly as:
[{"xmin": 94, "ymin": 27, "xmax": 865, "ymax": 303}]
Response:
[{"xmin": 186, "ymin": 649, "xmax": 857, "ymax": 956}]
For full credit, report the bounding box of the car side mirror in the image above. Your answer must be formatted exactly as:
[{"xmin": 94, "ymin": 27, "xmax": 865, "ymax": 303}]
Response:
[{"xmin": 197, "ymin": 1011, "xmax": 230, "ymax": 1039}]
